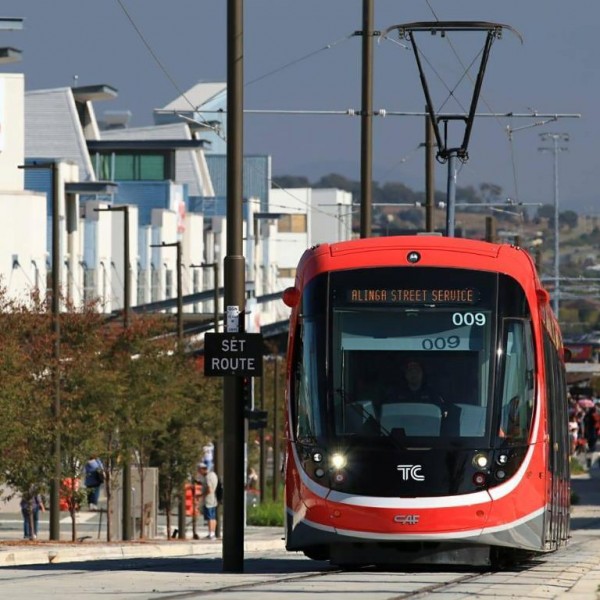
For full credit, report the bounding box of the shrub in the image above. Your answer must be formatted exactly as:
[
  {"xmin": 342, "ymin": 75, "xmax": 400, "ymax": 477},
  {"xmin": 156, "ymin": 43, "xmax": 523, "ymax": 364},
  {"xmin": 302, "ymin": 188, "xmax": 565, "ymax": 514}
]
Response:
[{"xmin": 246, "ymin": 499, "xmax": 284, "ymax": 527}]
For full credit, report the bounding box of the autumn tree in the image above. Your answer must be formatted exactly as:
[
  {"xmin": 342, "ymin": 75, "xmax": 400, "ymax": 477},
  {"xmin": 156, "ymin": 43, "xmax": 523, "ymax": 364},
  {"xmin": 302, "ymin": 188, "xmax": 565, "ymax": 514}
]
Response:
[{"xmin": 0, "ymin": 285, "xmax": 55, "ymax": 522}]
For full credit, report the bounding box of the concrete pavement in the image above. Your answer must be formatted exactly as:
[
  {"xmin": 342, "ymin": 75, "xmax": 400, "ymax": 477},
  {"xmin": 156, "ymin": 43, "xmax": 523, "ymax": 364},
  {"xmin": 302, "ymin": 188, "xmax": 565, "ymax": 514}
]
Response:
[
  {"xmin": 0, "ymin": 467, "xmax": 598, "ymax": 583},
  {"xmin": 0, "ymin": 522, "xmax": 285, "ymax": 566}
]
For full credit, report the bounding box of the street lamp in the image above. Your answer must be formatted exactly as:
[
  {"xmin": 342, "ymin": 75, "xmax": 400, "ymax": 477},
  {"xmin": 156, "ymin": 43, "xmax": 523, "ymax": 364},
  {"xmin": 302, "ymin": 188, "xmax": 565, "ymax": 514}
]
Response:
[
  {"xmin": 539, "ymin": 133, "xmax": 569, "ymax": 316},
  {"xmin": 94, "ymin": 205, "xmax": 131, "ymax": 327},
  {"xmin": 151, "ymin": 241, "xmax": 184, "ymax": 538},
  {"xmin": 18, "ymin": 161, "xmax": 61, "ymax": 540},
  {"xmin": 94, "ymin": 204, "xmax": 132, "ymax": 540},
  {"xmin": 150, "ymin": 242, "xmax": 183, "ymax": 342}
]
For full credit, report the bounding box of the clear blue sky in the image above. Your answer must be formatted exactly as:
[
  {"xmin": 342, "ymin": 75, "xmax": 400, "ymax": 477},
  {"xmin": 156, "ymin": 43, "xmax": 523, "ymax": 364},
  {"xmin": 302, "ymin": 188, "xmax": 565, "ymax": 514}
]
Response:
[{"xmin": 2, "ymin": 1, "xmax": 596, "ymax": 213}]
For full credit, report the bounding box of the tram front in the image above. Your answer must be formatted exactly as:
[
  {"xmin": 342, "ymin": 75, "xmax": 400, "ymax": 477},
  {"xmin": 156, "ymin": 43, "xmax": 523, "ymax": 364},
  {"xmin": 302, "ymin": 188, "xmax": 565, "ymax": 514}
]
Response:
[{"xmin": 285, "ymin": 265, "xmax": 544, "ymax": 565}]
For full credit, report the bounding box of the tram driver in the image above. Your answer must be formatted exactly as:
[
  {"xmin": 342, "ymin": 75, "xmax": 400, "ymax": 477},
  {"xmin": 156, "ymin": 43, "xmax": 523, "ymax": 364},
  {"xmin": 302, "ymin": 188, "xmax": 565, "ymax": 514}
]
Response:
[
  {"xmin": 373, "ymin": 358, "xmax": 457, "ymax": 437},
  {"xmin": 397, "ymin": 359, "xmax": 444, "ymax": 407}
]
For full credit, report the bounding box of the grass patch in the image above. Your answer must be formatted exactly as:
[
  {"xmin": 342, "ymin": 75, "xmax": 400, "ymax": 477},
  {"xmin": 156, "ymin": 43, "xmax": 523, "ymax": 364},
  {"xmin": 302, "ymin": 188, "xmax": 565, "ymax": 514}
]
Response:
[
  {"xmin": 570, "ymin": 457, "xmax": 586, "ymax": 475},
  {"xmin": 247, "ymin": 499, "xmax": 284, "ymax": 527}
]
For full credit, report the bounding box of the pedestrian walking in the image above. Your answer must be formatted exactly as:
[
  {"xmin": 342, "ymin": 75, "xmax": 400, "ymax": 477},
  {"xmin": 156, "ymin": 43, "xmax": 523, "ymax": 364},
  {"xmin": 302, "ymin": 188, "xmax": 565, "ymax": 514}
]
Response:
[
  {"xmin": 84, "ymin": 455, "xmax": 104, "ymax": 510},
  {"xmin": 20, "ymin": 488, "xmax": 45, "ymax": 540}
]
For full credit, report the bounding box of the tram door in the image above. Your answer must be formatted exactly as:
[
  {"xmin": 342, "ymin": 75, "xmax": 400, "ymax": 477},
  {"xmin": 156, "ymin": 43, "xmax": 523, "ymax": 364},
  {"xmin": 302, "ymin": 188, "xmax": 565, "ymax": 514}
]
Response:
[{"xmin": 543, "ymin": 332, "xmax": 570, "ymax": 548}]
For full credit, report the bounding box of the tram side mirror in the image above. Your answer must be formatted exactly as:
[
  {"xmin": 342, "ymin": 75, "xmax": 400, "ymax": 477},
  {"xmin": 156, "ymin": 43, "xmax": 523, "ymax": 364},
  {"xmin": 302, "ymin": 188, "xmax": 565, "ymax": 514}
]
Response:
[
  {"xmin": 536, "ymin": 288, "xmax": 551, "ymax": 306},
  {"xmin": 283, "ymin": 286, "xmax": 300, "ymax": 307}
]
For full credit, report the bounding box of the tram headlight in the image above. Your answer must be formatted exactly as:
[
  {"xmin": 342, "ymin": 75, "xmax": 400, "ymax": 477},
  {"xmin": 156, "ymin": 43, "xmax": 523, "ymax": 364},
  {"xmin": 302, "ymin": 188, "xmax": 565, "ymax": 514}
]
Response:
[
  {"xmin": 312, "ymin": 452, "xmax": 323, "ymax": 463},
  {"xmin": 330, "ymin": 453, "xmax": 347, "ymax": 470},
  {"xmin": 496, "ymin": 453, "xmax": 509, "ymax": 465},
  {"xmin": 472, "ymin": 452, "xmax": 489, "ymax": 469}
]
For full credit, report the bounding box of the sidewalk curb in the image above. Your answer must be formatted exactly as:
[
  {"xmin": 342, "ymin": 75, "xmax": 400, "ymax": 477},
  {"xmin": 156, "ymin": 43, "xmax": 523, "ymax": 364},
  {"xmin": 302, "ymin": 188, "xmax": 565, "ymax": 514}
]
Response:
[{"xmin": 0, "ymin": 536, "xmax": 285, "ymax": 567}]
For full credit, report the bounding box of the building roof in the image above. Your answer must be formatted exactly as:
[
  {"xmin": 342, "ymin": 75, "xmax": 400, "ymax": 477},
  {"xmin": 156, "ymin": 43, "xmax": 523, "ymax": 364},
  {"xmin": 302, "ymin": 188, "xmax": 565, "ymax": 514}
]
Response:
[
  {"xmin": 25, "ymin": 87, "xmax": 96, "ymax": 181},
  {"xmin": 160, "ymin": 82, "xmax": 226, "ymax": 112}
]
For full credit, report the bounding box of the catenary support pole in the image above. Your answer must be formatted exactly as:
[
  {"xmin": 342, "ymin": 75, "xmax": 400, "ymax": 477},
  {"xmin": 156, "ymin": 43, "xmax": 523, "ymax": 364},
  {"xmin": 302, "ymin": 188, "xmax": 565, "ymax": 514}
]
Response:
[
  {"xmin": 359, "ymin": 0, "xmax": 374, "ymax": 238},
  {"xmin": 223, "ymin": 0, "xmax": 246, "ymax": 573}
]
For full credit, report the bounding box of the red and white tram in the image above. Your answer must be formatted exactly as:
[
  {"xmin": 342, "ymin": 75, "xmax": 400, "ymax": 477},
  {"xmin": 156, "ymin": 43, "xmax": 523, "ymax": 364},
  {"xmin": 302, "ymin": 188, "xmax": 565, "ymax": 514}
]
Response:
[{"xmin": 282, "ymin": 236, "xmax": 570, "ymax": 566}]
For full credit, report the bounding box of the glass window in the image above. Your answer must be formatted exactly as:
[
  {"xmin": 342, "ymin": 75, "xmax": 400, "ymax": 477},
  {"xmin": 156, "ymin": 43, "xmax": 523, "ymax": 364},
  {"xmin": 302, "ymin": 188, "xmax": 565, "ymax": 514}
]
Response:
[
  {"xmin": 295, "ymin": 317, "xmax": 326, "ymax": 441},
  {"xmin": 93, "ymin": 153, "xmax": 166, "ymax": 181},
  {"xmin": 331, "ymin": 307, "xmax": 493, "ymax": 442},
  {"xmin": 278, "ymin": 214, "xmax": 307, "ymax": 233},
  {"xmin": 497, "ymin": 319, "xmax": 535, "ymax": 444},
  {"xmin": 278, "ymin": 267, "xmax": 296, "ymax": 279}
]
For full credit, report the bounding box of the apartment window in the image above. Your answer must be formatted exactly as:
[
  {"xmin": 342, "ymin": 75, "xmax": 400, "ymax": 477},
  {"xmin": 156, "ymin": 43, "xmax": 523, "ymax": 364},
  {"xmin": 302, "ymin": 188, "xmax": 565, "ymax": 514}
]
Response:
[
  {"xmin": 278, "ymin": 267, "xmax": 296, "ymax": 279},
  {"xmin": 278, "ymin": 214, "xmax": 307, "ymax": 233},
  {"xmin": 95, "ymin": 152, "xmax": 166, "ymax": 181}
]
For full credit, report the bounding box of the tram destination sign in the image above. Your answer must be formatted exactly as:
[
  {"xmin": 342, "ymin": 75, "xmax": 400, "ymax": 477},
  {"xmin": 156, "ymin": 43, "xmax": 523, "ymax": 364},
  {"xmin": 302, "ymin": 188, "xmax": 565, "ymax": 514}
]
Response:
[
  {"xmin": 347, "ymin": 287, "xmax": 479, "ymax": 305},
  {"xmin": 204, "ymin": 332, "xmax": 263, "ymax": 377}
]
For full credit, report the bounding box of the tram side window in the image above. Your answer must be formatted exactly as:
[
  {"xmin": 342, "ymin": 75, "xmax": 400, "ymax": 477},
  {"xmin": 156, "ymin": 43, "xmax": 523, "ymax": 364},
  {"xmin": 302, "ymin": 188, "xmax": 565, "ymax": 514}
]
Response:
[
  {"xmin": 294, "ymin": 318, "xmax": 324, "ymax": 440},
  {"xmin": 498, "ymin": 319, "xmax": 535, "ymax": 443}
]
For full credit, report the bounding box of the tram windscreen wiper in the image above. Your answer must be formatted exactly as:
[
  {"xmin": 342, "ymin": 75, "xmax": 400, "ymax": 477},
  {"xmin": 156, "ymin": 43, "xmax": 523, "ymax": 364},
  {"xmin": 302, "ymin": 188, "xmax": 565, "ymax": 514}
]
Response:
[{"xmin": 337, "ymin": 388, "xmax": 390, "ymax": 436}]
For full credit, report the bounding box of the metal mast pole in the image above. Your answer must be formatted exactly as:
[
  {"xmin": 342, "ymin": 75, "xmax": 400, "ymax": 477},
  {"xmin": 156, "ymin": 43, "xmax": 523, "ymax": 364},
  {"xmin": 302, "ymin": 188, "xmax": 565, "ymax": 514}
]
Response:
[
  {"xmin": 446, "ymin": 153, "xmax": 458, "ymax": 237},
  {"xmin": 50, "ymin": 161, "xmax": 61, "ymax": 541},
  {"xmin": 539, "ymin": 133, "xmax": 569, "ymax": 317},
  {"xmin": 425, "ymin": 112, "xmax": 435, "ymax": 232},
  {"xmin": 121, "ymin": 207, "xmax": 132, "ymax": 541},
  {"xmin": 359, "ymin": 0, "xmax": 374, "ymax": 238},
  {"xmin": 223, "ymin": 0, "xmax": 246, "ymax": 573}
]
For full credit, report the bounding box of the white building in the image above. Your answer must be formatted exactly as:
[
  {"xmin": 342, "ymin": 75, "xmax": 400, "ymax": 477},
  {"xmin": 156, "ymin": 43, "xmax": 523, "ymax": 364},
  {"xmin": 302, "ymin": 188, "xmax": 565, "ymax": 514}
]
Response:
[
  {"xmin": 0, "ymin": 72, "xmax": 48, "ymax": 304},
  {"xmin": 268, "ymin": 186, "xmax": 354, "ymax": 290}
]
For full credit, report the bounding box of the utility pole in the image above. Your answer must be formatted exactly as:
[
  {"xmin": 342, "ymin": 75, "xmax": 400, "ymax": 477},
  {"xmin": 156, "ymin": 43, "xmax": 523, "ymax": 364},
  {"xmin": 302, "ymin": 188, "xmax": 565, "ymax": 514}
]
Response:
[
  {"xmin": 359, "ymin": 0, "xmax": 375, "ymax": 238},
  {"xmin": 223, "ymin": 0, "xmax": 246, "ymax": 573},
  {"xmin": 539, "ymin": 133, "xmax": 569, "ymax": 317}
]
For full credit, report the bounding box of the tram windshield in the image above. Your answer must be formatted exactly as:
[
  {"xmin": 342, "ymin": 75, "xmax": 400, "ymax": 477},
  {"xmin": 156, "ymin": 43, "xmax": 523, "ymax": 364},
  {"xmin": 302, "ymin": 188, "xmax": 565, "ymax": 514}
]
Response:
[{"xmin": 292, "ymin": 267, "xmax": 535, "ymax": 449}]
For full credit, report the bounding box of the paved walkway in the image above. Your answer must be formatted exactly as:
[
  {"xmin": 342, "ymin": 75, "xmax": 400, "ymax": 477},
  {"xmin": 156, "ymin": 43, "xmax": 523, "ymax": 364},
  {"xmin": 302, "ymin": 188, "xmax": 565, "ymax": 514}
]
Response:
[
  {"xmin": 0, "ymin": 522, "xmax": 284, "ymax": 566},
  {"xmin": 0, "ymin": 467, "xmax": 598, "ymax": 578}
]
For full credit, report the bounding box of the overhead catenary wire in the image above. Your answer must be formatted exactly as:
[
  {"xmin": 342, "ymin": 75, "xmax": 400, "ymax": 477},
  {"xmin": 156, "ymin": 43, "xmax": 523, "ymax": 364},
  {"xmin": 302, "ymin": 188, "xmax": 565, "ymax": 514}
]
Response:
[{"xmin": 115, "ymin": 0, "xmax": 579, "ymax": 226}]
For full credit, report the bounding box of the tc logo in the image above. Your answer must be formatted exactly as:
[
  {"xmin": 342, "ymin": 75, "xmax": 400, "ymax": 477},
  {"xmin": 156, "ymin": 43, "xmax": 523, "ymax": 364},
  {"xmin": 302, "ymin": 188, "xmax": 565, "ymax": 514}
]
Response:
[{"xmin": 396, "ymin": 464, "xmax": 425, "ymax": 481}]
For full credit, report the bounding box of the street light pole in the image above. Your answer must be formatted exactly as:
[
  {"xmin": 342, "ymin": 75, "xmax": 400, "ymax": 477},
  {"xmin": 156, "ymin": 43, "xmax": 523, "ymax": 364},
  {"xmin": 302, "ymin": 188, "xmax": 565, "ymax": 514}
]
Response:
[
  {"xmin": 539, "ymin": 133, "xmax": 569, "ymax": 317},
  {"xmin": 19, "ymin": 161, "xmax": 62, "ymax": 540},
  {"xmin": 152, "ymin": 241, "xmax": 183, "ymax": 537},
  {"xmin": 94, "ymin": 204, "xmax": 132, "ymax": 539}
]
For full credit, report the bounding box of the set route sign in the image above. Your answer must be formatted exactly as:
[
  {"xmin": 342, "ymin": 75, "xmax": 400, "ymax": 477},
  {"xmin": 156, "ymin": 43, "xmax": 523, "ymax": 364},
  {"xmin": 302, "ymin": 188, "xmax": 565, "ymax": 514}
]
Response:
[{"xmin": 204, "ymin": 332, "xmax": 263, "ymax": 376}]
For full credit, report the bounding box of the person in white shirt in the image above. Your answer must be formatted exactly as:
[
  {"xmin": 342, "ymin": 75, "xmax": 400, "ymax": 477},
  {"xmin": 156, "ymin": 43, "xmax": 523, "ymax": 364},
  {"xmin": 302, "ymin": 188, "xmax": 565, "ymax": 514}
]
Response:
[{"xmin": 197, "ymin": 462, "xmax": 218, "ymax": 539}]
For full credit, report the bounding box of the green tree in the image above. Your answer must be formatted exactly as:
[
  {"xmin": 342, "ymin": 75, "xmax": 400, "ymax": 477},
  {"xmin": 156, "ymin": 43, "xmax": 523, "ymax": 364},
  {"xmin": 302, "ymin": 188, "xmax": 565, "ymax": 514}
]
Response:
[
  {"xmin": 272, "ymin": 175, "xmax": 310, "ymax": 189},
  {"xmin": 560, "ymin": 210, "xmax": 578, "ymax": 229}
]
